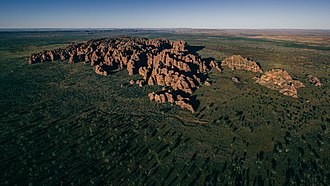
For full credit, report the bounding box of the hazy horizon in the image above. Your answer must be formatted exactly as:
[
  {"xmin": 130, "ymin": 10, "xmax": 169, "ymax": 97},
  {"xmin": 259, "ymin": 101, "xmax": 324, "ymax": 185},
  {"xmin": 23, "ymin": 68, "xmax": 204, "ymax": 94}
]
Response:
[
  {"xmin": 1, "ymin": 0, "xmax": 330, "ymax": 29},
  {"xmin": 1, "ymin": 28, "xmax": 330, "ymax": 30}
]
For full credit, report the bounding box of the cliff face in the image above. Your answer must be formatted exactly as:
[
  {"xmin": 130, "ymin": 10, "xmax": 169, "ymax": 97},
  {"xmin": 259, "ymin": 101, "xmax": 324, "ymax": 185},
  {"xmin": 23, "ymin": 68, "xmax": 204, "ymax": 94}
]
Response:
[{"xmin": 29, "ymin": 37, "xmax": 221, "ymax": 113}]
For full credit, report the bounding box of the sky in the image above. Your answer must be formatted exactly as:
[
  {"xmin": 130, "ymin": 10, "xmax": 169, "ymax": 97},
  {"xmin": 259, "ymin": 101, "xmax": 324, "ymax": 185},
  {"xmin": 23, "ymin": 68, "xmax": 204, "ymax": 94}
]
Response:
[{"xmin": 0, "ymin": 0, "xmax": 330, "ymax": 29}]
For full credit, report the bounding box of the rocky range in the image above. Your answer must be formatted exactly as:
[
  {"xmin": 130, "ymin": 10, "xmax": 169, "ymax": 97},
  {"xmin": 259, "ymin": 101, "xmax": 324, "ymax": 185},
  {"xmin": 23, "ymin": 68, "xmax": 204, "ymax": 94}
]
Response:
[
  {"xmin": 29, "ymin": 37, "xmax": 322, "ymax": 112},
  {"xmin": 29, "ymin": 37, "xmax": 222, "ymax": 112}
]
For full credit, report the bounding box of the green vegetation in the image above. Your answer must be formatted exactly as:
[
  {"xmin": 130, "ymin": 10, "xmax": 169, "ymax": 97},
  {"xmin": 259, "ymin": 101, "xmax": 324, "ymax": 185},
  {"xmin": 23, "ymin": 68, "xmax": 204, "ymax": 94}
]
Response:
[{"xmin": 0, "ymin": 30, "xmax": 329, "ymax": 185}]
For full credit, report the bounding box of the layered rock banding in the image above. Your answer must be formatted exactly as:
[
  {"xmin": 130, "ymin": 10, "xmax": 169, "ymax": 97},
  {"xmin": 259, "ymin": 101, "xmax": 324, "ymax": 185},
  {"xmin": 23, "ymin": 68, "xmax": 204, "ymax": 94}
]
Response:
[
  {"xmin": 221, "ymin": 55, "xmax": 263, "ymax": 73},
  {"xmin": 307, "ymin": 75, "xmax": 322, "ymax": 87},
  {"xmin": 29, "ymin": 37, "xmax": 222, "ymax": 113},
  {"xmin": 254, "ymin": 69, "xmax": 305, "ymax": 98}
]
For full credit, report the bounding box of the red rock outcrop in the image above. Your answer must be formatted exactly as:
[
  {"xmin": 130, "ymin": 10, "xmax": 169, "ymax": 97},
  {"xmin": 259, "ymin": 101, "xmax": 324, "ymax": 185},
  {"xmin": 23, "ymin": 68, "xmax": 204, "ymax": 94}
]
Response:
[
  {"xmin": 94, "ymin": 65, "xmax": 108, "ymax": 76},
  {"xmin": 148, "ymin": 90, "xmax": 194, "ymax": 112},
  {"xmin": 29, "ymin": 37, "xmax": 309, "ymax": 110},
  {"xmin": 172, "ymin": 40, "xmax": 187, "ymax": 52},
  {"xmin": 129, "ymin": 80, "xmax": 135, "ymax": 85},
  {"xmin": 307, "ymin": 75, "xmax": 322, "ymax": 87},
  {"xmin": 210, "ymin": 60, "xmax": 222, "ymax": 72},
  {"xmin": 232, "ymin": 77, "xmax": 240, "ymax": 83},
  {"xmin": 29, "ymin": 37, "xmax": 223, "ymax": 112},
  {"xmin": 148, "ymin": 90, "xmax": 175, "ymax": 103},
  {"xmin": 204, "ymin": 81, "xmax": 211, "ymax": 86},
  {"xmin": 254, "ymin": 69, "xmax": 305, "ymax": 98},
  {"xmin": 221, "ymin": 55, "xmax": 263, "ymax": 73}
]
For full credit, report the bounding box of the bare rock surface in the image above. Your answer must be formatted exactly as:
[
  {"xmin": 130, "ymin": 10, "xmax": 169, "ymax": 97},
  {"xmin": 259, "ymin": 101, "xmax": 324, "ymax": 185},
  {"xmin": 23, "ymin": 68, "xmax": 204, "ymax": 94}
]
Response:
[
  {"xmin": 29, "ymin": 37, "xmax": 306, "ymax": 111},
  {"xmin": 221, "ymin": 55, "xmax": 263, "ymax": 73},
  {"xmin": 307, "ymin": 75, "xmax": 322, "ymax": 87},
  {"xmin": 254, "ymin": 69, "xmax": 305, "ymax": 98},
  {"xmin": 232, "ymin": 77, "xmax": 240, "ymax": 83},
  {"xmin": 29, "ymin": 37, "xmax": 222, "ymax": 112}
]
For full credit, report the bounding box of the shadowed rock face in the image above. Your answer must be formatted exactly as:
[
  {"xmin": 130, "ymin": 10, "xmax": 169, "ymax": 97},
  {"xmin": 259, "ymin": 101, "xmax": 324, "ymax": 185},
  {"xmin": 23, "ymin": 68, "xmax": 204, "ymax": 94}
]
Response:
[
  {"xmin": 221, "ymin": 55, "xmax": 263, "ymax": 73},
  {"xmin": 254, "ymin": 69, "xmax": 305, "ymax": 98},
  {"xmin": 29, "ymin": 37, "xmax": 221, "ymax": 113}
]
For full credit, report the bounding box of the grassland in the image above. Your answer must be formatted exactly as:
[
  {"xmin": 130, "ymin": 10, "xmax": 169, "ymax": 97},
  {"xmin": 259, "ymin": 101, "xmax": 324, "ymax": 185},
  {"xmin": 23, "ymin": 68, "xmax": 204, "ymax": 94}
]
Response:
[{"xmin": 0, "ymin": 30, "xmax": 329, "ymax": 185}]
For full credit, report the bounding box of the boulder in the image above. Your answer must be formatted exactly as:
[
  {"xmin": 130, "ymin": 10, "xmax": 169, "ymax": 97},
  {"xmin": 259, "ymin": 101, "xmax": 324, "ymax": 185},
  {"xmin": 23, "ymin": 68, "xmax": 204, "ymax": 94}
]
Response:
[
  {"xmin": 148, "ymin": 92, "xmax": 155, "ymax": 100},
  {"xmin": 232, "ymin": 77, "xmax": 240, "ymax": 83},
  {"xmin": 204, "ymin": 81, "xmax": 211, "ymax": 86}
]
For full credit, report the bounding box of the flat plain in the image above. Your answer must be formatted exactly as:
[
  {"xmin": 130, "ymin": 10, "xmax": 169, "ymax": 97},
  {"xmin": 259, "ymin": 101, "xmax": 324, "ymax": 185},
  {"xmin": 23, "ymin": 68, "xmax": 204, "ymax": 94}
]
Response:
[{"xmin": 0, "ymin": 29, "xmax": 329, "ymax": 185}]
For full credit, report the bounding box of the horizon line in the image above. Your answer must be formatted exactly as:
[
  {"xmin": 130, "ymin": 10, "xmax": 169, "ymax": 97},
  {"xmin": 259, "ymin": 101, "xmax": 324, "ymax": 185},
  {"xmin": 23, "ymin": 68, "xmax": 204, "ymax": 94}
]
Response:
[{"xmin": 1, "ymin": 27, "xmax": 330, "ymax": 30}]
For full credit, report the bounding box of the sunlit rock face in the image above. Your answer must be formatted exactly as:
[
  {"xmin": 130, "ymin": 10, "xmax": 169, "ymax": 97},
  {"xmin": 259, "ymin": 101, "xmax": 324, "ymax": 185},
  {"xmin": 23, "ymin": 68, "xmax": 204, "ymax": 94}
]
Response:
[
  {"xmin": 221, "ymin": 55, "xmax": 263, "ymax": 73},
  {"xmin": 29, "ymin": 37, "xmax": 222, "ymax": 112},
  {"xmin": 254, "ymin": 68, "xmax": 305, "ymax": 98}
]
